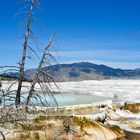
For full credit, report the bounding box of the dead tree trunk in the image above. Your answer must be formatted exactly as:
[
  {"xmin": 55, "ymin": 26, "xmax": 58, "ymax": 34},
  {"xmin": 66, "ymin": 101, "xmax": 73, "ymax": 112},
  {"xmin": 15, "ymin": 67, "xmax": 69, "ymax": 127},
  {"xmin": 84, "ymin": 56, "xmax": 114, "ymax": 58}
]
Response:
[
  {"xmin": 16, "ymin": 0, "xmax": 36, "ymax": 106},
  {"xmin": 26, "ymin": 33, "xmax": 55, "ymax": 107},
  {"xmin": 0, "ymin": 131, "xmax": 5, "ymax": 140}
]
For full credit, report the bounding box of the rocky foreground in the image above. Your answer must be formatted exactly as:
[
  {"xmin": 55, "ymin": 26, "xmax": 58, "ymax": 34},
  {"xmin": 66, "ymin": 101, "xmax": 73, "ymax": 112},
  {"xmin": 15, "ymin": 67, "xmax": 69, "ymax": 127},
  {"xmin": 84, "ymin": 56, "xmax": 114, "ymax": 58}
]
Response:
[
  {"xmin": 1, "ymin": 80, "xmax": 140, "ymax": 139},
  {"xmin": 0, "ymin": 100, "xmax": 140, "ymax": 140}
]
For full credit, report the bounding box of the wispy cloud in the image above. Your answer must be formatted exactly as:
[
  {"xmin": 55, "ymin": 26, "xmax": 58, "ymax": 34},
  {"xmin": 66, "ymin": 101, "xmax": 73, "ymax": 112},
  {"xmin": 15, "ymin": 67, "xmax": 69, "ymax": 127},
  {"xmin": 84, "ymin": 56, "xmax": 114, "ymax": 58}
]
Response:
[
  {"xmin": 51, "ymin": 49, "xmax": 140, "ymax": 69},
  {"xmin": 59, "ymin": 59, "xmax": 140, "ymax": 69}
]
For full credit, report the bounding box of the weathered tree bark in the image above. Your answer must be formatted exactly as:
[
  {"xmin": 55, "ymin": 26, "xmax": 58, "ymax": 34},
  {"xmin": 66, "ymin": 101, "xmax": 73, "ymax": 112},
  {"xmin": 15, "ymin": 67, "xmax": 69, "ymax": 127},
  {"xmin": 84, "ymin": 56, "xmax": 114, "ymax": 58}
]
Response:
[
  {"xmin": 0, "ymin": 131, "xmax": 5, "ymax": 140},
  {"xmin": 15, "ymin": 0, "xmax": 36, "ymax": 106},
  {"xmin": 26, "ymin": 33, "xmax": 55, "ymax": 107}
]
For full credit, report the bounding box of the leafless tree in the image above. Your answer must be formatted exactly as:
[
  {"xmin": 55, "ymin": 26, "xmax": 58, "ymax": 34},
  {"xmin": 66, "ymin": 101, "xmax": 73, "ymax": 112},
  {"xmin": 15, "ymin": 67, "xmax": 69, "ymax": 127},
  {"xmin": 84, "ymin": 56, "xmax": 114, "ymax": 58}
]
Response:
[
  {"xmin": 0, "ymin": 1, "xmax": 61, "ymax": 139},
  {"xmin": 26, "ymin": 33, "xmax": 58, "ymax": 110},
  {"xmin": 0, "ymin": 131, "xmax": 5, "ymax": 140},
  {"xmin": 16, "ymin": 0, "xmax": 39, "ymax": 106},
  {"xmin": 0, "ymin": 0, "xmax": 58, "ymax": 113},
  {"xmin": 0, "ymin": 6, "xmax": 62, "ymax": 140}
]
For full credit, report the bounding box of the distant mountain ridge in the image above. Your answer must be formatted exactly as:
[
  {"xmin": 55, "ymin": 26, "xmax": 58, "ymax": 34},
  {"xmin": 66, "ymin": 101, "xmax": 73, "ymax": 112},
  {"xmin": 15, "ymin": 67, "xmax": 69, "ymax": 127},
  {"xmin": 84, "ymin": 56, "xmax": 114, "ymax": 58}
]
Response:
[{"xmin": 24, "ymin": 62, "xmax": 140, "ymax": 81}]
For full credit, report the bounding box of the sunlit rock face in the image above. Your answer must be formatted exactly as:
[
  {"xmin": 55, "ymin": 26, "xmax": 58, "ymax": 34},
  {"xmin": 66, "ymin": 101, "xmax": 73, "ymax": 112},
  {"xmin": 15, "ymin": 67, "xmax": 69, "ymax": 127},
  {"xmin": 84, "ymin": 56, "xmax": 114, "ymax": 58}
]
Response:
[
  {"xmin": 5, "ymin": 116, "xmax": 125, "ymax": 140},
  {"xmin": 80, "ymin": 123, "xmax": 124, "ymax": 140},
  {"xmin": 107, "ymin": 118, "xmax": 140, "ymax": 140},
  {"xmin": 107, "ymin": 102, "xmax": 140, "ymax": 140},
  {"xmin": 124, "ymin": 102, "xmax": 140, "ymax": 113},
  {"xmin": 44, "ymin": 118, "xmax": 124, "ymax": 140},
  {"xmin": 57, "ymin": 105, "xmax": 99, "ymax": 116}
]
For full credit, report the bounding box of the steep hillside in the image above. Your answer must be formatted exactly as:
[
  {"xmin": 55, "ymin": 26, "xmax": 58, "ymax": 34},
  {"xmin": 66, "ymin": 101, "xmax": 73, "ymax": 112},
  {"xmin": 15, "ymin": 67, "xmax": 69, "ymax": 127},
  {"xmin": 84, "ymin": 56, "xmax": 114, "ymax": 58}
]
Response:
[{"xmin": 24, "ymin": 62, "xmax": 140, "ymax": 81}]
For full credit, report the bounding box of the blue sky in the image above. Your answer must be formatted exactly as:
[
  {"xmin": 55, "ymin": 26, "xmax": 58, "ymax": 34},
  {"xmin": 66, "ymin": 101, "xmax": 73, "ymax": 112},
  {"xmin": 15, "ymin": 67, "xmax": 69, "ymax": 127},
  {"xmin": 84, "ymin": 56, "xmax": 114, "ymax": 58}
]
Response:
[{"xmin": 0, "ymin": 0, "xmax": 140, "ymax": 69}]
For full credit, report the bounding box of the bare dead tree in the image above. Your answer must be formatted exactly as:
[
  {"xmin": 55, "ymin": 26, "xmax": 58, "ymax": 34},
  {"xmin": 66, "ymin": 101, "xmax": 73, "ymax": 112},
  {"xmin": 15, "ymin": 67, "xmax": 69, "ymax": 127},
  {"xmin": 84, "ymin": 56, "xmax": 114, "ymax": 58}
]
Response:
[
  {"xmin": 0, "ymin": 131, "xmax": 5, "ymax": 140},
  {"xmin": 0, "ymin": 2, "xmax": 59, "ymax": 135},
  {"xmin": 0, "ymin": 0, "xmax": 58, "ymax": 109},
  {"xmin": 26, "ymin": 33, "xmax": 58, "ymax": 109},
  {"xmin": 16, "ymin": 0, "xmax": 39, "ymax": 106}
]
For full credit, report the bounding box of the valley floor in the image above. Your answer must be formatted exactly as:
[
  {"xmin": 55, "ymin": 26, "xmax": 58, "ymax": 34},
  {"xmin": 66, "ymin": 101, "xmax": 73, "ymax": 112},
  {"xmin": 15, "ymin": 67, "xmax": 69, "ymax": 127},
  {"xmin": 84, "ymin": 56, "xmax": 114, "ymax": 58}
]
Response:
[
  {"xmin": 2, "ymin": 79, "xmax": 140, "ymax": 102},
  {"xmin": 56, "ymin": 79, "xmax": 140, "ymax": 102}
]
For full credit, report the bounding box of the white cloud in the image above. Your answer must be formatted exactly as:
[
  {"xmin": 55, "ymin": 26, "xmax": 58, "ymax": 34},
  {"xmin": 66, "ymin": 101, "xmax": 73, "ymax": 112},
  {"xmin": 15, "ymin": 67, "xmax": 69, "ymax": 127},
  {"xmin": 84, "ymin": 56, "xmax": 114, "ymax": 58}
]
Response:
[
  {"xmin": 51, "ymin": 49, "xmax": 140, "ymax": 69},
  {"xmin": 59, "ymin": 59, "xmax": 140, "ymax": 69}
]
